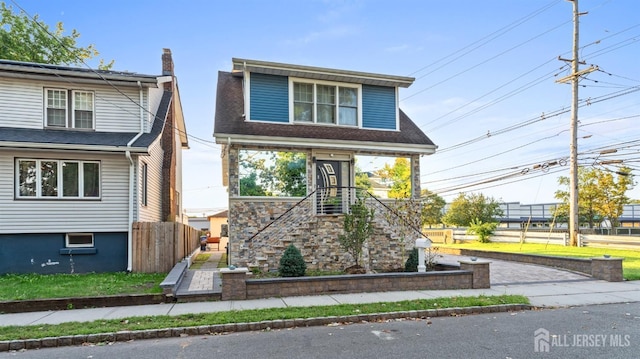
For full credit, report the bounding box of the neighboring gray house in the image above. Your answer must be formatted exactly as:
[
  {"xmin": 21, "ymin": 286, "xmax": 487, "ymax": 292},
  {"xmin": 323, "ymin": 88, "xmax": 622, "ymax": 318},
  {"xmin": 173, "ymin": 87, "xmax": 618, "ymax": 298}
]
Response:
[
  {"xmin": 0, "ymin": 49, "xmax": 188, "ymax": 274},
  {"xmin": 214, "ymin": 58, "xmax": 436, "ymax": 272}
]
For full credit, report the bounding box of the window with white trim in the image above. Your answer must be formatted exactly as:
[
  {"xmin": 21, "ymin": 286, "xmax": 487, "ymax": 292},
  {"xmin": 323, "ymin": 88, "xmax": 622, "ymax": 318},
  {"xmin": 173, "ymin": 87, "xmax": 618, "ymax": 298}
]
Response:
[
  {"xmin": 45, "ymin": 89, "xmax": 95, "ymax": 129},
  {"xmin": 16, "ymin": 159, "xmax": 100, "ymax": 199},
  {"xmin": 66, "ymin": 233, "xmax": 94, "ymax": 248},
  {"xmin": 291, "ymin": 80, "xmax": 359, "ymax": 126}
]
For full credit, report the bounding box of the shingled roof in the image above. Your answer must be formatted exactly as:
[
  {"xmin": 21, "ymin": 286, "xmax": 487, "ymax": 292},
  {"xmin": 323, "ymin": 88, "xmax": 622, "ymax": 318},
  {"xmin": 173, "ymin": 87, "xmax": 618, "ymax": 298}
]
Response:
[
  {"xmin": 213, "ymin": 71, "xmax": 436, "ymax": 154},
  {"xmin": 0, "ymin": 91, "xmax": 172, "ymax": 153}
]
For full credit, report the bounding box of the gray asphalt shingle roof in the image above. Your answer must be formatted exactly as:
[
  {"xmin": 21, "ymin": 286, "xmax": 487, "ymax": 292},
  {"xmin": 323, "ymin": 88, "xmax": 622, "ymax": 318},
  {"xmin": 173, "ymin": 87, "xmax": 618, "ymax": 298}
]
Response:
[{"xmin": 0, "ymin": 91, "xmax": 172, "ymax": 152}]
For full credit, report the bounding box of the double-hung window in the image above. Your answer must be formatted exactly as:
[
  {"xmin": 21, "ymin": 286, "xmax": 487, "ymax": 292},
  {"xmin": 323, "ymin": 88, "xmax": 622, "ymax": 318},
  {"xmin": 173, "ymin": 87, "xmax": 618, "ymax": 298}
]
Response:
[
  {"xmin": 45, "ymin": 89, "xmax": 95, "ymax": 129},
  {"xmin": 16, "ymin": 159, "xmax": 100, "ymax": 199},
  {"xmin": 292, "ymin": 80, "xmax": 359, "ymax": 126}
]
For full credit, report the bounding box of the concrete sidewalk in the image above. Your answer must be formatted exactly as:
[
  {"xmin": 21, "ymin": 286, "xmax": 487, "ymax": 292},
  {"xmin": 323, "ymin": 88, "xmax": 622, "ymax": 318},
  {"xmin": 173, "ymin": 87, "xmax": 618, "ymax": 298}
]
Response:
[
  {"xmin": 2, "ymin": 253, "xmax": 640, "ymax": 327},
  {"xmin": 2, "ymin": 279, "xmax": 640, "ymax": 327}
]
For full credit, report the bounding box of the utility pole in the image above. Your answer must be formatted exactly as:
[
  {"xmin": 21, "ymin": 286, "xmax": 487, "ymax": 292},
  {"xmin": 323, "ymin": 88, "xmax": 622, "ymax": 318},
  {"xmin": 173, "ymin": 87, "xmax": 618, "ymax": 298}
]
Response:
[{"xmin": 556, "ymin": 0, "xmax": 596, "ymax": 246}]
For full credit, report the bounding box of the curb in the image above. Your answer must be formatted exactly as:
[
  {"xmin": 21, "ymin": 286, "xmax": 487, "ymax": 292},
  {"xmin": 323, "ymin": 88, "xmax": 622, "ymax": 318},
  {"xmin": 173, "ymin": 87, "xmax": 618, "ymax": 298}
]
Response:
[{"xmin": 0, "ymin": 303, "xmax": 532, "ymax": 352}]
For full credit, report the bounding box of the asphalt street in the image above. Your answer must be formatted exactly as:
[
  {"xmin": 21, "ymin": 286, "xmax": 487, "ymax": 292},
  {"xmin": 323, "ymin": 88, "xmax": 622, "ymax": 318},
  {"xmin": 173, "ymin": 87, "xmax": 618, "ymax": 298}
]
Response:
[{"xmin": 2, "ymin": 303, "xmax": 637, "ymax": 359}]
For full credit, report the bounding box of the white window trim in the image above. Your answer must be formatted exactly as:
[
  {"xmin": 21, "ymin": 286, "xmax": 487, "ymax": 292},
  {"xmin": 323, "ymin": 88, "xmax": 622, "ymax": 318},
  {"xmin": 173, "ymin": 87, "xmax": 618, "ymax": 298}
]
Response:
[
  {"xmin": 43, "ymin": 88, "xmax": 95, "ymax": 130},
  {"xmin": 44, "ymin": 88, "xmax": 68, "ymax": 128},
  {"xmin": 71, "ymin": 90, "xmax": 95, "ymax": 130},
  {"xmin": 66, "ymin": 233, "xmax": 94, "ymax": 248},
  {"xmin": 288, "ymin": 77, "xmax": 362, "ymax": 128},
  {"xmin": 15, "ymin": 159, "xmax": 101, "ymax": 199}
]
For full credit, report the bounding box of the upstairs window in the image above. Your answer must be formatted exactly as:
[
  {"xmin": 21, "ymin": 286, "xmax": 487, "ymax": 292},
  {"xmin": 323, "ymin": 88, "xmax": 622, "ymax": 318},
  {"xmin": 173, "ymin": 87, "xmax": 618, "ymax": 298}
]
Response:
[
  {"xmin": 291, "ymin": 80, "xmax": 360, "ymax": 126},
  {"xmin": 16, "ymin": 159, "xmax": 100, "ymax": 199},
  {"xmin": 45, "ymin": 89, "xmax": 95, "ymax": 129}
]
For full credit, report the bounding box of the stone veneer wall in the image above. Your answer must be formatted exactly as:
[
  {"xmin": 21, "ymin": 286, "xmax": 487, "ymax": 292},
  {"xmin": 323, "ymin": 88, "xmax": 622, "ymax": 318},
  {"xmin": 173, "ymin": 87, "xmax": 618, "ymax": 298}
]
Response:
[
  {"xmin": 229, "ymin": 198, "xmax": 416, "ymax": 272},
  {"xmin": 244, "ymin": 271, "xmax": 473, "ymax": 299},
  {"xmin": 227, "ymin": 144, "xmax": 426, "ymax": 273}
]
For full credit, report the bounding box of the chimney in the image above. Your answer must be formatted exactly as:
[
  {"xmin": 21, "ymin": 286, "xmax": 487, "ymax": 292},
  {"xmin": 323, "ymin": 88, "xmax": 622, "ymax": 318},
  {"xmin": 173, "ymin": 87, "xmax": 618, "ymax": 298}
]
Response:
[
  {"xmin": 160, "ymin": 48, "xmax": 177, "ymax": 222},
  {"xmin": 162, "ymin": 48, "xmax": 174, "ymax": 76}
]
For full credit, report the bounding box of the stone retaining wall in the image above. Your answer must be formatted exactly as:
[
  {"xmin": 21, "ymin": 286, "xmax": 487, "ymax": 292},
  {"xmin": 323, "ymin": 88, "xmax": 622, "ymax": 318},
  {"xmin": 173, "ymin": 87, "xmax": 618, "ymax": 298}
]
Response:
[
  {"xmin": 437, "ymin": 247, "xmax": 623, "ymax": 281},
  {"xmin": 221, "ymin": 261, "xmax": 490, "ymax": 301}
]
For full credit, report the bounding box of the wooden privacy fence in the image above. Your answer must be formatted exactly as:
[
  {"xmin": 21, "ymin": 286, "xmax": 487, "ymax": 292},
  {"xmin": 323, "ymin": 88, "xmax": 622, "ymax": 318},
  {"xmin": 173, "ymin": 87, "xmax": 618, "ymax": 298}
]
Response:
[{"xmin": 132, "ymin": 222, "xmax": 200, "ymax": 273}]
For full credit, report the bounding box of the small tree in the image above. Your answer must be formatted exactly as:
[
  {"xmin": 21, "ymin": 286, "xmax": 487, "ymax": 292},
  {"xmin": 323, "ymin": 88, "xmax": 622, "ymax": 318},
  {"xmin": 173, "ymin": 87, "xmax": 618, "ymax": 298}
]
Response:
[
  {"xmin": 338, "ymin": 198, "xmax": 375, "ymax": 267},
  {"xmin": 279, "ymin": 244, "xmax": 306, "ymax": 277},
  {"xmin": 467, "ymin": 218, "xmax": 498, "ymax": 243}
]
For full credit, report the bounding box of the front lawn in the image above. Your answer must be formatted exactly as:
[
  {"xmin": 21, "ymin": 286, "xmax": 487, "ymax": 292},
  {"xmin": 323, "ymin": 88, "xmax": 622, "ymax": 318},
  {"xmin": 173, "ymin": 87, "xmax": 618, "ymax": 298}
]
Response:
[
  {"xmin": 0, "ymin": 272, "xmax": 166, "ymax": 301},
  {"xmin": 436, "ymin": 242, "xmax": 640, "ymax": 280}
]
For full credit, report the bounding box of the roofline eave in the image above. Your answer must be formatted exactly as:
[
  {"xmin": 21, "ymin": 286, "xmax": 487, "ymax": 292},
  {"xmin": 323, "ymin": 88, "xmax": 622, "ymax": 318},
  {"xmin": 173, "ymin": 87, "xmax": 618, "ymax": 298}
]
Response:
[
  {"xmin": 214, "ymin": 133, "xmax": 436, "ymax": 155},
  {"xmin": 0, "ymin": 142, "xmax": 150, "ymax": 154}
]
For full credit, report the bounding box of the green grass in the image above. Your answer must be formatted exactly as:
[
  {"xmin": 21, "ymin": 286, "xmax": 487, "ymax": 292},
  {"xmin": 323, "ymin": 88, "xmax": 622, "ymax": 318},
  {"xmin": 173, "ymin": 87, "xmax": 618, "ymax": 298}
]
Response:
[
  {"xmin": 437, "ymin": 242, "xmax": 640, "ymax": 280},
  {"xmin": 189, "ymin": 253, "xmax": 212, "ymax": 270},
  {"xmin": 0, "ymin": 272, "xmax": 166, "ymax": 301},
  {"xmin": 0, "ymin": 294, "xmax": 528, "ymax": 341},
  {"xmin": 217, "ymin": 253, "xmax": 228, "ymax": 268}
]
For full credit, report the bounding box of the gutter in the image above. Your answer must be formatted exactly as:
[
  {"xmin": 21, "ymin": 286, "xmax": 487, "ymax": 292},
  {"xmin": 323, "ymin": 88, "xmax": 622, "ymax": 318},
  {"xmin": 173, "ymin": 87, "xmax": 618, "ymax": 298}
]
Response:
[{"xmin": 124, "ymin": 81, "xmax": 146, "ymax": 272}]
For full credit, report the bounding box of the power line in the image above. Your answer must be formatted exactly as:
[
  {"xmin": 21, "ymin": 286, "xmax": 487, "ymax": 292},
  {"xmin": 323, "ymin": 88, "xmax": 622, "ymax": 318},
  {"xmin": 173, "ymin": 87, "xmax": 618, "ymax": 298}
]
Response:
[
  {"xmin": 403, "ymin": 17, "xmax": 571, "ymax": 102},
  {"xmin": 407, "ymin": 0, "xmax": 561, "ymax": 77}
]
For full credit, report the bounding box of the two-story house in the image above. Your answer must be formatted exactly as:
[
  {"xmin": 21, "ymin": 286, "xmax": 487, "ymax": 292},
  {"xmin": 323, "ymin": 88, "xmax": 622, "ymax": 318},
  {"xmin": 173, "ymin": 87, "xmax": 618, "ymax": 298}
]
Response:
[
  {"xmin": 0, "ymin": 49, "xmax": 188, "ymax": 274},
  {"xmin": 214, "ymin": 58, "xmax": 436, "ymax": 272}
]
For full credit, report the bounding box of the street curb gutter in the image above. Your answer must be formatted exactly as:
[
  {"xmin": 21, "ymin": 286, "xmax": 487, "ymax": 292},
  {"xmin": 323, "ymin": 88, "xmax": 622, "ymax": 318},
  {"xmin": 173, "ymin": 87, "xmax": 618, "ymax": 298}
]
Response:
[{"xmin": 0, "ymin": 303, "xmax": 532, "ymax": 352}]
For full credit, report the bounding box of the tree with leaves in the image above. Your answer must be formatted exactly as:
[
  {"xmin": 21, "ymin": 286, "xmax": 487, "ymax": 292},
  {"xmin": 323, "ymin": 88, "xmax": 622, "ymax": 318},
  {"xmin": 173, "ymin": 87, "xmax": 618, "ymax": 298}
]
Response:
[
  {"xmin": 0, "ymin": 2, "xmax": 112, "ymax": 68},
  {"xmin": 554, "ymin": 167, "xmax": 634, "ymax": 229},
  {"xmin": 442, "ymin": 193, "xmax": 503, "ymax": 227},
  {"xmin": 239, "ymin": 151, "xmax": 307, "ymax": 197},
  {"xmin": 338, "ymin": 198, "xmax": 375, "ymax": 268},
  {"xmin": 421, "ymin": 189, "xmax": 446, "ymax": 226},
  {"xmin": 375, "ymin": 157, "xmax": 412, "ymax": 199}
]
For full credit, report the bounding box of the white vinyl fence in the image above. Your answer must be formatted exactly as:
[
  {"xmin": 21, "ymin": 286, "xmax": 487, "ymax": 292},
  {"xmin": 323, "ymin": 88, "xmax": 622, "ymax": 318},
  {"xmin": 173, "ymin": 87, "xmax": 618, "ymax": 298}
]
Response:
[{"xmin": 446, "ymin": 229, "xmax": 640, "ymax": 249}]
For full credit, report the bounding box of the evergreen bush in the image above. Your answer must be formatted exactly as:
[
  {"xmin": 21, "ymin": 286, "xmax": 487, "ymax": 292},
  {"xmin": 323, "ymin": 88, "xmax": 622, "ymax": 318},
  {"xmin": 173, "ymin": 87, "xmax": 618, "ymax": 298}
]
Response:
[
  {"xmin": 279, "ymin": 244, "xmax": 307, "ymax": 277},
  {"xmin": 405, "ymin": 247, "xmax": 419, "ymax": 272}
]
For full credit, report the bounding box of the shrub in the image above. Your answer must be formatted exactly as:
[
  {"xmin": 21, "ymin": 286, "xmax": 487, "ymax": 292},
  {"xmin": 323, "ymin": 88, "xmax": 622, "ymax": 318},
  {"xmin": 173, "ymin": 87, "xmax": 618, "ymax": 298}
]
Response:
[
  {"xmin": 467, "ymin": 218, "xmax": 498, "ymax": 243},
  {"xmin": 405, "ymin": 247, "xmax": 419, "ymax": 272},
  {"xmin": 279, "ymin": 244, "xmax": 306, "ymax": 277},
  {"xmin": 338, "ymin": 198, "xmax": 375, "ymax": 267}
]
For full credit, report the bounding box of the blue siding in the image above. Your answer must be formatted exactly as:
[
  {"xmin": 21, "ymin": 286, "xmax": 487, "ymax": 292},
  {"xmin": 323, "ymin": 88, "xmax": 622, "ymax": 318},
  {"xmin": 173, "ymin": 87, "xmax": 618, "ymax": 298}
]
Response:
[
  {"xmin": 362, "ymin": 85, "xmax": 397, "ymax": 130},
  {"xmin": 0, "ymin": 233, "xmax": 127, "ymax": 274},
  {"xmin": 250, "ymin": 73, "xmax": 289, "ymax": 123}
]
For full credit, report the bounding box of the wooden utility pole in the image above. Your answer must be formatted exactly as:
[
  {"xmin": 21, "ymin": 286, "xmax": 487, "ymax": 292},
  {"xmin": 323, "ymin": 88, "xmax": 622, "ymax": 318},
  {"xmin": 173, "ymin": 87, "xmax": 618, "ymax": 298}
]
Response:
[{"xmin": 556, "ymin": 0, "xmax": 596, "ymax": 246}]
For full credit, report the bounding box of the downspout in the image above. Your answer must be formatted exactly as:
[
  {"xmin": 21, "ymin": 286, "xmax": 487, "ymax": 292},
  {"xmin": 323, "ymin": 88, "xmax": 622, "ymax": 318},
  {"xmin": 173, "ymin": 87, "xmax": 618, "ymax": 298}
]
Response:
[{"xmin": 125, "ymin": 81, "xmax": 145, "ymax": 272}]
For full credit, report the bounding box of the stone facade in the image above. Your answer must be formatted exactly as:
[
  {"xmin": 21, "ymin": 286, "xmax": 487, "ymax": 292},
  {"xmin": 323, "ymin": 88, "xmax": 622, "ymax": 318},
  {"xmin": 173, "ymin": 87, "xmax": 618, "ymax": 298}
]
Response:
[{"xmin": 226, "ymin": 143, "xmax": 427, "ymax": 273}]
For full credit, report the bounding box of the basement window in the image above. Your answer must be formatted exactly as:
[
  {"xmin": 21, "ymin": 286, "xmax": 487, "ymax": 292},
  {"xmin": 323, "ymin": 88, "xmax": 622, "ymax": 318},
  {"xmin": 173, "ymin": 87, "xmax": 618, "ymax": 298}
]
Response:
[{"xmin": 66, "ymin": 233, "xmax": 94, "ymax": 248}]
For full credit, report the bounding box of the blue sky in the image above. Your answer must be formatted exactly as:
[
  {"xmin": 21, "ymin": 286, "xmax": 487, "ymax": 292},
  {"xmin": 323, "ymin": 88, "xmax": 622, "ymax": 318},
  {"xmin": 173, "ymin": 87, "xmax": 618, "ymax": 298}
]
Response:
[{"xmin": 11, "ymin": 0, "xmax": 640, "ymax": 210}]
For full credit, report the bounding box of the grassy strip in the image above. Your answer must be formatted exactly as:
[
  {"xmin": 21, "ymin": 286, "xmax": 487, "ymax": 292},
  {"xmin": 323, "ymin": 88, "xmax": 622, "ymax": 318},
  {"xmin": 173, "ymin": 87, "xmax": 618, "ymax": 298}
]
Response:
[
  {"xmin": 0, "ymin": 272, "xmax": 166, "ymax": 301},
  {"xmin": 0, "ymin": 294, "xmax": 528, "ymax": 341},
  {"xmin": 189, "ymin": 253, "xmax": 212, "ymax": 270},
  {"xmin": 217, "ymin": 253, "xmax": 228, "ymax": 268},
  {"xmin": 437, "ymin": 242, "xmax": 640, "ymax": 280}
]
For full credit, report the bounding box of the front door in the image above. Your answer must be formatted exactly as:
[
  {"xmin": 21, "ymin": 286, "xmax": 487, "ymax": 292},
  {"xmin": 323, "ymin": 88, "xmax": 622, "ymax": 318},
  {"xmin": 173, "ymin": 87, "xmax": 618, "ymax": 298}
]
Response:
[{"xmin": 316, "ymin": 160, "xmax": 343, "ymax": 214}]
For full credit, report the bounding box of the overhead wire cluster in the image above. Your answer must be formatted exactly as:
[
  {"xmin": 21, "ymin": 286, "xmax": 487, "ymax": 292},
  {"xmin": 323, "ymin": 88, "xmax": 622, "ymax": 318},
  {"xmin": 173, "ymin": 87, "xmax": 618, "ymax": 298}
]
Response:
[{"xmin": 400, "ymin": 1, "xmax": 640, "ymax": 198}]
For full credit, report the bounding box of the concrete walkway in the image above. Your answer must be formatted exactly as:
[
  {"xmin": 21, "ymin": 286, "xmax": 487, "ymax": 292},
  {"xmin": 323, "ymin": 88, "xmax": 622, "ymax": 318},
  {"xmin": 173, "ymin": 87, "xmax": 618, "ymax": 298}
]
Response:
[
  {"xmin": 2, "ymin": 253, "xmax": 640, "ymax": 327},
  {"xmin": 175, "ymin": 246, "xmax": 223, "ymax": 296}
]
